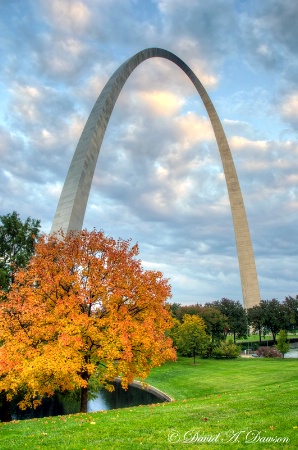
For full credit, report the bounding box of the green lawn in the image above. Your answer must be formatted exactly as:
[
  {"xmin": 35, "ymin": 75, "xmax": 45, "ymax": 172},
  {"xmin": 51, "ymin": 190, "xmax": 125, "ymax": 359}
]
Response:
[{"xmin": 0, "ymin": 357, "xmax": 297, "ymax": 449}]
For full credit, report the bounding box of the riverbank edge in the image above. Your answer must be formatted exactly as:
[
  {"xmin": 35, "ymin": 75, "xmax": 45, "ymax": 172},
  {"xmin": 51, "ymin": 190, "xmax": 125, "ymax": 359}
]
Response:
[{"xmin": 114, "ymin": 377, "xmax": 173, "ymax": 403}]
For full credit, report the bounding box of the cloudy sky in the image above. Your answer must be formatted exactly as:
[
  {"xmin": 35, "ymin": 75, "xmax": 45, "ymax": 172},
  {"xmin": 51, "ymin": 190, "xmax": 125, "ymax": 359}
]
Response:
[{"xmin": 1, "ymin": 0, "xmax": 297, "ymax": 305}]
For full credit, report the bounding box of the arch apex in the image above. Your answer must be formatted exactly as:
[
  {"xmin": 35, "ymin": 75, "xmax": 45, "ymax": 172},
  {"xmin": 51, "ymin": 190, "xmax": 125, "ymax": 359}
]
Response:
[{"xmin": 51, "ymin": 48, "xmax": 260, "ymax": 308}]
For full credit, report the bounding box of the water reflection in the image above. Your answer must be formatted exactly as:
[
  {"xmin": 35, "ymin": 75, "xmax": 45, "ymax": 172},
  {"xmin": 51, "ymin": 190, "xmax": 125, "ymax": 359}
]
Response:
[
  {"xmin": 88, "ymin": 381, "xmax": 164, "ymax": 412},
  {"xmin": 8, "ymin": 381, "xmax": 166, "ymax": 420}
]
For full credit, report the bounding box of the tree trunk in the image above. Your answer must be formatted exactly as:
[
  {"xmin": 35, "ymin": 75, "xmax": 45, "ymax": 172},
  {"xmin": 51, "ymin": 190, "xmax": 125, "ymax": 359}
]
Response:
[
  {"xmin": 80, "ymin": 367, "xmax": 90, "ymax": 413},
  {"xmin": 0, "ymin": 392, "xmax": 12, "ymax": 422},
  {"xmin": 259, "ymin": 329, "xmax": 262, "ymax": 342},
  {"xmin": 193, "ymin": 348, "xmax": 196, "ymax": 365},
  {"xmin": 272, "ymin": 331, "xmax": 277, "ymax": 344},
  {"xmin": 80, "ymin": 386, "xmax": 88, "ymax": 413}
]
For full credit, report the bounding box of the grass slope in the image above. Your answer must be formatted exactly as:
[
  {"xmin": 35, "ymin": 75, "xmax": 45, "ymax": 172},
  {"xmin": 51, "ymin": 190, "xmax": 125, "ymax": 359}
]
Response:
[{"xmin": 0, "ymin": 357, "xmax": 297, "ymax": 449}]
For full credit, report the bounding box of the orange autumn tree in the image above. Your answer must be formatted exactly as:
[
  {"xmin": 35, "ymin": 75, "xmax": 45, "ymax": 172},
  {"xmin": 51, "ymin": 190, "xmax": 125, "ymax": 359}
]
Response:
[{"xmin": 0, "ymin": 229, "xmax": 176, "ymax": 413}]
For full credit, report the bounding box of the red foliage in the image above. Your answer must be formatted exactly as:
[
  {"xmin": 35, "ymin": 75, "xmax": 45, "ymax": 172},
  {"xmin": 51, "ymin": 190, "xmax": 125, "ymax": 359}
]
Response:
[{"xmin": 256, "ymin": 346, "xmax": 282, "ymax": 358}]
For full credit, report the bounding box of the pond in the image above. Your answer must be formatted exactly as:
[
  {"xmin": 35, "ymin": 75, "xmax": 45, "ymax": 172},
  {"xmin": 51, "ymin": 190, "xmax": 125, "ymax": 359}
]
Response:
[
  {"xmin": 8, "ymin": 381, "xmax": 169, "ymax": 421},
  {"xmin": 284, "ymin": 349, "xmax": 298, "ymax": 358}
]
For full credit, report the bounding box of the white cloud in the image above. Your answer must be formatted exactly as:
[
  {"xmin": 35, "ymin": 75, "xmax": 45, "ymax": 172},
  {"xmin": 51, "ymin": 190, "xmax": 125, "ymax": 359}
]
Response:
[
  {"xmin": 280, "ymin": 94, "xmax": 298, "ymax": 121},
  {"xmin": 0, "ymin": 0, "xmax": 297, "ymax": 305},
  {"xmin": 137, "ymin": 90, "xmax": 184, "ymax": 116},
  {"xmin": 230, "ymin": 136, "xmax": 268, "ymax": 152},
  {"xmin": 42, "ymin": 0, "xmax": 92, "ymax": 35},
  {"xmin": 176, "ymin": 112, "xmax": 214, "ymax": 147}
]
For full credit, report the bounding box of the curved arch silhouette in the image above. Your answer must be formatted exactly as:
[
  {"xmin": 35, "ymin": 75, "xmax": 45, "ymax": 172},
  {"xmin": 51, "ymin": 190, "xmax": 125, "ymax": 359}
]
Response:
[{"xmin": 51, "ymin": 48, "xmax": 260, "ymax": 308}]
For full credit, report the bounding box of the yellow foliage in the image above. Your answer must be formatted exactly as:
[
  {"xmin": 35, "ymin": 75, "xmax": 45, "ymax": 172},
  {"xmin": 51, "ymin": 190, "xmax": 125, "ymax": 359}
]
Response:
[{"xmin": 0, "ymin": 229, "xmax": 176, "ymax": 410}]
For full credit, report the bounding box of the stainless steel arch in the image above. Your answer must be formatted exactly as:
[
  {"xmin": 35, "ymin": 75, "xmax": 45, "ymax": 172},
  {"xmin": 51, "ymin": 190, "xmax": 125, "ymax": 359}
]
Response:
[{"xmin": 51, "ymin": 47, "xmax": 260, "ymax": 308}]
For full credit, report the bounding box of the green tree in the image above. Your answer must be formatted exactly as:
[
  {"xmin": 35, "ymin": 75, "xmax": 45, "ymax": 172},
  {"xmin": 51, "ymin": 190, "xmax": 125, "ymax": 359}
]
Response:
[
  {"xmin": 260, "ymin": 299, "xmax": 286, "ymax": 343},
  {"xmin": 206, "ymin": 299, "xmax": 247, "ymax": 343},
  {"xmin": 168, "ymin": 303, "xmax": 229, "ymax": 356},
  {"xmin": 199, "ymin": 306, "xmax": 229, "ymax": 345},
  {"xmin": 283, "ymin": 296, "xmax": 298, "ymax": 332},
  {"xmin": 174, "ymin": 304, "xmax": 202, "ymax": 322},
  {"xmin": 0, "ymin": 211, "xmax": 40, "ymax": 291},
  {"xmin": 168, "ymin": 317, "xmax": 181, "ymax": 349},
  {"xmin": 176, "ymin": 314, "xmax": 209, "ymax": 364},
  {"xmin": 168, "ymin": 302, "xmax": 182, "ymax": 319},
  {"xmin": 248, "ymin": 304, "xmax": 265, "ymax": 342},
  {"xmin": 276, "ymin": 330, "xmax": 290, "ymax": 358}
]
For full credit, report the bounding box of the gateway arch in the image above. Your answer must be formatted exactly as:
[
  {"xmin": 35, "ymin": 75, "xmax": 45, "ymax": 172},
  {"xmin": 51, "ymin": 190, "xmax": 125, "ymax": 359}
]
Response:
[{"xmin": 51, "ymin": 48, "xmax": 260, "ymax": 309}]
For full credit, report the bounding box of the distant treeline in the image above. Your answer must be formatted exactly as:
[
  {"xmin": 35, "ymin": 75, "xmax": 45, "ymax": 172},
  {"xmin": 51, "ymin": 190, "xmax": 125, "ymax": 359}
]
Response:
[{"xmin": 169, "ymin": 296, "xmax": 298, "ymax": 344}]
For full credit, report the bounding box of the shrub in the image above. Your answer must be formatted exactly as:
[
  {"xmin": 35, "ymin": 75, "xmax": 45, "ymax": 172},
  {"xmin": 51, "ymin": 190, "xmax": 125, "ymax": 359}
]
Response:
[
  {"xmin": 212, "ymin": 339, "xmax": 241, "ymax": 359},
  {"xmin": 256, "ymin": 347, "xmax": 282, "ymax": 358}
]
